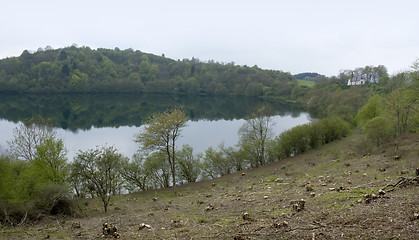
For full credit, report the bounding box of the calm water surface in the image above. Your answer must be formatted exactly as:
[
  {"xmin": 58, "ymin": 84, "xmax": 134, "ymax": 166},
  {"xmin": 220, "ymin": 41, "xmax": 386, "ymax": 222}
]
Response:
[{"xmin": 0, "ymin": 94, "xmax": 311, "ymax": 160}]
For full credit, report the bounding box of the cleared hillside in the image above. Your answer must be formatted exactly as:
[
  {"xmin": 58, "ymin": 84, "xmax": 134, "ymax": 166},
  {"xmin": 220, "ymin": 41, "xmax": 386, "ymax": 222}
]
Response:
[{"xmin": 2, "ymin": 131, "xmax": 418, "ymax": 239}]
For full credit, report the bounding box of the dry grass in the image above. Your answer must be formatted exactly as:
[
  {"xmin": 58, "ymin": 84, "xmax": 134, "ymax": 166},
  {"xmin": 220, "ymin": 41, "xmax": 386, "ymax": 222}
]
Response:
[{"xmin": 2, "ymin": 132, "xmax": 418, "ymax": 239}]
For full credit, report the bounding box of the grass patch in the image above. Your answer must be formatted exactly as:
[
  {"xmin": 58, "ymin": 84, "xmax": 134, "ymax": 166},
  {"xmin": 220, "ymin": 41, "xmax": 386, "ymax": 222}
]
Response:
[
  {"xmin": 316, "ymin": 187, "xmax": 381, "ymax": 204},
  {"xmin": 214, "ymin": 216, "xmax": 237, "ymax": 226},
  {"xmin": 297, "ymin": 79, "xmax": 315, "ymax": 87},
  {"xmin": 270, "ymin": 206, "xmax": 293, "ymax": 217},
  {"xmin": 198, "ymin": 217, "xmax": 208, "ymax": 224},
  {"xmin": 266, "ymin": 175, "xmax": 278, "ymax": 182}
]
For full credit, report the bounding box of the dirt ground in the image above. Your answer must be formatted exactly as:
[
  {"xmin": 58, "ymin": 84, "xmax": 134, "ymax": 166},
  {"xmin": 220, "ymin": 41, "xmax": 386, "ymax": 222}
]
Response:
[{"xmin": 2, "ymin": 132, "xmax": 418, "ymax": 239}]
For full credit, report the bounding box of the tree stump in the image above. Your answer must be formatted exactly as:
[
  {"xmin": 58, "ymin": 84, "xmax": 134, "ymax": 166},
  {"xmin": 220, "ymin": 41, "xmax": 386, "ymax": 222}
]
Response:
[{"xmin": 291, "ymin": 199, "xmax": 305, "ymax": 212}]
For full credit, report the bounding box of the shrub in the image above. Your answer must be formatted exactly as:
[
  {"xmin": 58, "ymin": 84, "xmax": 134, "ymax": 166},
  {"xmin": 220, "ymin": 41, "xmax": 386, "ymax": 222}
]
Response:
[
  {"xmin": 318, "ymin": 117, "xmax": 350, "ymax": 143},
  {"xmin": 364, "ymin": 116, "xmax": 394, "ymax": 146},
  {"xmin": 34, "ymin": 184, "xmax": 74, "ymax": 216},
  {"xmin": 202, "ymin": 146, "xmax": 235, "ymax": 179},
  {"xmin": 355, "ymin": 95, "xmax": 384, "ymax": 124},
  {"xmin": 269, "ymin": 117, "xmax": 351, "ymax": 161},
  {"xmin": 176, "ymin": 145, "xmax": 202, "ymax": 183}
]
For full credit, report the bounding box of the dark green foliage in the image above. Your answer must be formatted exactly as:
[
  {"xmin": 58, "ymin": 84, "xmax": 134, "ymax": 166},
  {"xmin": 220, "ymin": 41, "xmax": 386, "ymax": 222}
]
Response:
[
  {"xmin": 307, "ymin": 82, "xmax": 369, "ymax": 122},
  {"xmin": 0, "ymin": 94, "xmax": 302, "ymax": 132},
  {"xmin": 0, "ymin": 47, "xmax": 294, "ymax": 96},
  {"xmin": 293, "ymin": 72, "xmax": 326, "ymax": 82}
]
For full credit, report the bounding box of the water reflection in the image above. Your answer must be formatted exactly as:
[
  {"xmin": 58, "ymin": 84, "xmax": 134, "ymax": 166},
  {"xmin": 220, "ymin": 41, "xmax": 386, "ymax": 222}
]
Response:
[
  {"xmin": 0, "ymin": 93, "xmax": 306, "ymax": 131},
  {"xmin": 0, "ymin": 94, "xmax": 311, "ymax": 159}
]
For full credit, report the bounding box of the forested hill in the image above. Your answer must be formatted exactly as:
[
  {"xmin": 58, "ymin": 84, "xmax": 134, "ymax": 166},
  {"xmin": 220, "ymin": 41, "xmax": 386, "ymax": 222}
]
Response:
[{"xmin": 0, "ymin": 46, "xmax": 296, "ymax": 96}]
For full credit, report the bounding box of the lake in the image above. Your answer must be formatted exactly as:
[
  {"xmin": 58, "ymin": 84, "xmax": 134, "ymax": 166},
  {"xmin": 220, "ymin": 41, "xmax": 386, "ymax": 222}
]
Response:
[{"xmin": 0, "ymin": 94, "xmax": 312, "ymax": 160}]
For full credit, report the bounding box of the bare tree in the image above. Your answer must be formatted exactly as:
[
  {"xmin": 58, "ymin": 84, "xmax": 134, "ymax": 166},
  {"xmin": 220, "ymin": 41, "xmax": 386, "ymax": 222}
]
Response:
[
  {"xmin": 71, "ymin": 146, "xmax": 123, "ymax": 212},
  {"xmin": 239, "ymin": 109, "xmax": 274, "ymax": 167},
  {"xmin": 8, "ymin": 117, "xmax": 56, "ymax": 161}
]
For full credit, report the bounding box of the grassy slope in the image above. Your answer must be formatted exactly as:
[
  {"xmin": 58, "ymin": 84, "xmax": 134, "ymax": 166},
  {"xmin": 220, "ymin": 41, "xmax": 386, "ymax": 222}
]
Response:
[
  {"xmin": 297, "ymin": 79, "xmax": 315, "ymax": 87},
  {"xmin": 2, "ymin": 132, "xmax": 418, "ymax": 239}
]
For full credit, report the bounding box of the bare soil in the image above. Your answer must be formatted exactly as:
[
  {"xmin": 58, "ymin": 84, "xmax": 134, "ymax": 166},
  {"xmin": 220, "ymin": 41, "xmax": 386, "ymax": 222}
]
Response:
[{"xmin": 2, "ymin": 132, "xmax": 418, "ymax": 239}]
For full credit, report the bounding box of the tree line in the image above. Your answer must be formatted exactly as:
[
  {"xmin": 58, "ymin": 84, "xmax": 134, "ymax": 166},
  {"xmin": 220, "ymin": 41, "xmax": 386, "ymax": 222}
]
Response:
[
  {"xmin": 0, "ymin": 46, "xmax": 295, "ymax": 97},
  {"xmin": 0, "ymin": 45, "xmax": 404, "ymax": 110}
]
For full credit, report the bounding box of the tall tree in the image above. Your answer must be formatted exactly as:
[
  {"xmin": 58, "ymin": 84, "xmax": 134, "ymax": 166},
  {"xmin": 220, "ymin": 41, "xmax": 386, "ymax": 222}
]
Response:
[{"xmin": 136, "ymin": 107, "xmax": 188, "ymax": 187}]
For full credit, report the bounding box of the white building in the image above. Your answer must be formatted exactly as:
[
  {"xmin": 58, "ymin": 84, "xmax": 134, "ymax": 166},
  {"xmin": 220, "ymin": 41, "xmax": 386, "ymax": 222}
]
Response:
[{"xmin": 347, "ymin": 79, "xmax": 365, "ymax": 86}]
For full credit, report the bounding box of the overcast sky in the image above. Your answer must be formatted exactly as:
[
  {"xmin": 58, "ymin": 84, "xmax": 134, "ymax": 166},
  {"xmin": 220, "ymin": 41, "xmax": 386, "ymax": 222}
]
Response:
[{"xmin": 1, "ymin": 0, "xmax": 418, "ymax": 76}]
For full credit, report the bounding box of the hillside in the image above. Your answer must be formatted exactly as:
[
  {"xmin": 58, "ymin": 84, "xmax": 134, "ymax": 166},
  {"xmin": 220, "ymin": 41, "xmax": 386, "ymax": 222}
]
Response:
[
  {"xmin": 293, "ymin": 72, "xmax": 326, "ymax": 82},
  {"xmin": 0, "ymin": 46, "xmax": 295, "ymax": 96},
  {"xmin": 2, "ymin": 131, "xmax": 418, "ymax": 239}
]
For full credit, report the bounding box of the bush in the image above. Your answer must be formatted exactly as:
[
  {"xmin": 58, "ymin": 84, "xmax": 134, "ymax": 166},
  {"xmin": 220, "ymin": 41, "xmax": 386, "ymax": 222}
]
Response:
[
  {"xmin": 202, "ymin": 146, "xmax": 235, "ymax": 179},
  {"xmin": 35, "ymin": 184, "xmax": 74, "ymax": 216},
  {"xmin": 0, "ymin": 154, "xmax": 73, "ymax": 225},
  {"xmin": 176, "ymin": 145, "xmax": 202, "ymax": 183},
  {"xmin": 355, "ymin": 95, "xmax": 384, "ymax": 124},
  {"xmin": 0, "ymin": 183, "xmax": 73, "ymax": 225},
  {"xmin": 364, "ymin": 116, "xmax": 394, "ymax": 146},
  {"xmin": 269, "ymin": 117, "xmax": 351, "ymax": 161},
  {"xmin": 318, "ymin": 117, "xmax": 350, "ymax": 144}
]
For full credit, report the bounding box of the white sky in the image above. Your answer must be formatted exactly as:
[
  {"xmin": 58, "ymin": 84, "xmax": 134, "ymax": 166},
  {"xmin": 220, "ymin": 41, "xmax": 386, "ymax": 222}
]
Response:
[{"xmin": 1, "ymin": 0, "xmax": 418, "ymax": 76}]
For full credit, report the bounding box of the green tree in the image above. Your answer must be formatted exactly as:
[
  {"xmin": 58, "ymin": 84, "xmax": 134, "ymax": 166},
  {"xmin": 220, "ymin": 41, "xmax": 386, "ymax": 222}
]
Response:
[
  {"xmin": 136, "ymin": 107, "xmax": 188, "ymax": 187},
  {"xmin": 386, "ymin": 87, "xmax": 415, "ymax": 136},
  {"xmin": 409, "ymin": 59, "xmax": 419, "ymax": 132},
  {"xmin": 355, "ymin": 95, "xmax": 384, "ymax": 124},
  {"xmin": 32, "ymin": 137, "xmax": 69, "ymax": 185},
  {"xmin": 176, "ymin": 145, "xmax": 202, "ymax": 183},
  {"xmin": 68, "ymin": 70, "xmax": 89, "ymax": 91},
  {"xmin": 71, "ymin": 146, "xmax": 123, "ymax": 212}
]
